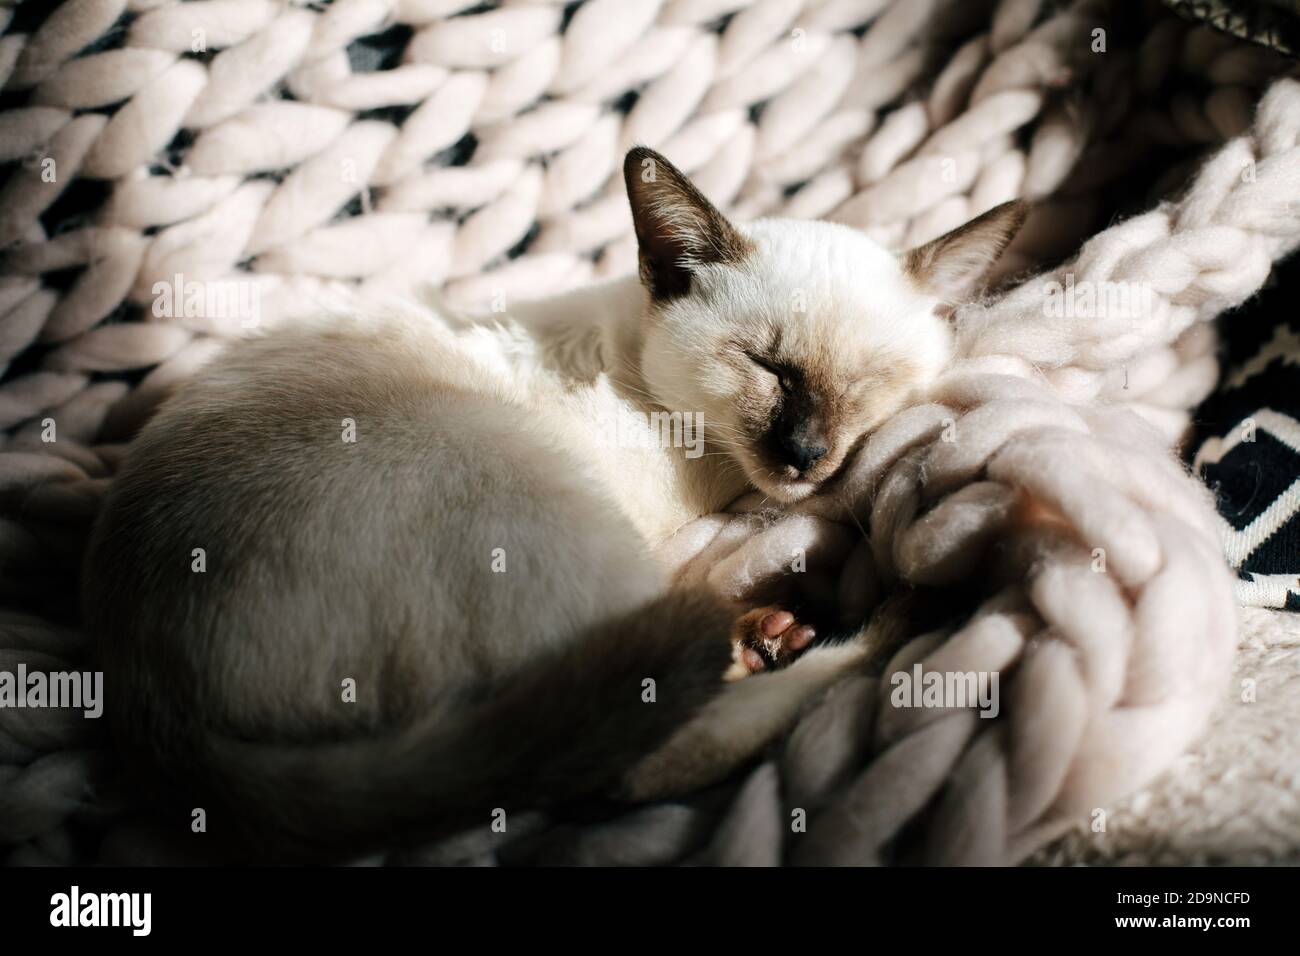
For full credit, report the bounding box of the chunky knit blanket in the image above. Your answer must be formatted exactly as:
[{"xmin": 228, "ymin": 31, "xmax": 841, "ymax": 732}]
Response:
[{"xmin": 2, "ymin": 0, "xmax": 1299, "ymax": 866}]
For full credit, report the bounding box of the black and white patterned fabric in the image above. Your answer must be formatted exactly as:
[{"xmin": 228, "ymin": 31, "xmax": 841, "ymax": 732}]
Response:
[{"xmin": 1190, "ymin": 253, "xmax": 1300, "ymax": 610}]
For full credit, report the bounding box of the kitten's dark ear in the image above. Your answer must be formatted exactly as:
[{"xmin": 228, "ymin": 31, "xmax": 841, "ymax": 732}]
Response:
[
  {"xmin": 902, "ymin": 200, "xmax": 1028, "ymax": 308},
  {"xmin": 623, "ymin": 146, "xmax": 751, "ymax": 300}
]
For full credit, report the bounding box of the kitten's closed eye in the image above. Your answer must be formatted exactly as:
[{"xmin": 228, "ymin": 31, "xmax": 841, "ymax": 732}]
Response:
[{"xmin": 747, "ymin": 353, "xmax": 792, "ymax": 392}]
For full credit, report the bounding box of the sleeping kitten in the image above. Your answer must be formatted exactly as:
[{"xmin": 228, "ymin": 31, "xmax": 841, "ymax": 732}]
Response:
[{"xmin": 82, "ymin": 147, "xmax": 1024, "ymax": 859}]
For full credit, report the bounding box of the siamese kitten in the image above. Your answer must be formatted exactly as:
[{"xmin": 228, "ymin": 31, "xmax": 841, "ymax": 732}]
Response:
[{"xmin": 82, "ymin": 147, "xmax": 1025, "ymax": 859}]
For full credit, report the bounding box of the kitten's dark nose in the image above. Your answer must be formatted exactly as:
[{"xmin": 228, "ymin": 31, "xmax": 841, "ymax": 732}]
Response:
[
  {"xmin": 770, "ymin": 392, "xmax": 830, "ymax": 475},
  {"xmin": 778, "ymin": 432, "xmax": 828, "ymax": 473}
]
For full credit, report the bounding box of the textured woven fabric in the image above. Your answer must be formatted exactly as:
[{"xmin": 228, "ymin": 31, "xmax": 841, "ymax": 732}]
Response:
[
  {"xmin": 1, "ymin": 0, "xmax": 1298, "ymax": 867},
  {"xmin": 1163, "ymin": 0, "xmax": 1300, "ymax": 59},
  {"xmin": 1191, "ymin": 252, "xmax": 1300, "ymax": 609}
]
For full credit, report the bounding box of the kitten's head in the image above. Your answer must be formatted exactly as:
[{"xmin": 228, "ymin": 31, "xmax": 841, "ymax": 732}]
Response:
[{"xmin": 624, "ymin": 146, "xmax": 1026, "ymax": 502}]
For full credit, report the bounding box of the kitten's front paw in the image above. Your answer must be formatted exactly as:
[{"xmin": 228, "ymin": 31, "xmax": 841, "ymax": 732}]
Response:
[{"xmin": 724, "ymin": 607, "xmax": 816, "ymax": 681}]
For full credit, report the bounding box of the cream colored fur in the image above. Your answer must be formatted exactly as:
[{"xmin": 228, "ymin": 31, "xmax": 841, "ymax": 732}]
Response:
[{"xmin": 80, "ymin": 149, "xmax": 1021, "ymax": 857}]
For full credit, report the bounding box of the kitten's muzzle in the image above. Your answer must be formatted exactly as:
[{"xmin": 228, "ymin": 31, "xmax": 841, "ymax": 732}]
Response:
[
  {"xmin": 769, "ymin": 403, "xmax": 829, "ymax": 476},
  {"xmin": 778, "ymin": 435, "xmax": 828, "ymax": 474}
]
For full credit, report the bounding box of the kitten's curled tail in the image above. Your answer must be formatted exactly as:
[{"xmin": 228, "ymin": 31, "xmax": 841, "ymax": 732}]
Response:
[{"xmin": 198, "ymin": 587, "xmax": 734, "ymax": 861}]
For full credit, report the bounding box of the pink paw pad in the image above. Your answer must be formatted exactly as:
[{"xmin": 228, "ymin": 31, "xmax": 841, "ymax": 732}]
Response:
[{"xmin": 726, "ymin": 606, "xmax": 817, "ymax": 680}]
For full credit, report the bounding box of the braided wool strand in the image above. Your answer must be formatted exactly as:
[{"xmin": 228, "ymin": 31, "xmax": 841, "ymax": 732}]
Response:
[{"xmin": 0, "ymin": 0, "xmax": 1296, "ymax": 864}]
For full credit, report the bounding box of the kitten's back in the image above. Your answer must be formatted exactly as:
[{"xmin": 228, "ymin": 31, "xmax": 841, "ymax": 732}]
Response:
[{"xmin": 82, "ymin": 316, "xmax": 731, "ymax": 857}]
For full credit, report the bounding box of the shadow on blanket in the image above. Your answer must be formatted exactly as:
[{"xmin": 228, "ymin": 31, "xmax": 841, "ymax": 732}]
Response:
[{"xmin": 2, "ymin": 1, "xmax": 1298, "ymax": 866}]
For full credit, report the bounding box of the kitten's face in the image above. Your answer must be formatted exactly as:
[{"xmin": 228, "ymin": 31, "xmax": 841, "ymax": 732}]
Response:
[
  {"xmin": 624, "ymin": 147, "xmax": 1026, "ymax": 502},
  {"xmin": 640, "ymin": 221, "xmax": 948, "ymax": 500}
]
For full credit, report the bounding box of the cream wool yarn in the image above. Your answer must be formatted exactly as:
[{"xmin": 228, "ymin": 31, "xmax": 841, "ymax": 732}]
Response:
[{"xmin": 1, "ymin": 0, "xmax": 1298, "ymax": 864}]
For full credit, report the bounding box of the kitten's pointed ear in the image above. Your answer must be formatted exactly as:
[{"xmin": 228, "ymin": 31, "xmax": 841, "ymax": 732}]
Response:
[
  {"xmin": 902, "ymin": 200, "xmax": 1028, "ymax": 308},
  {"xmin": 623, "ymin": 146, "xmax": 751, "ymax": 300}
]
